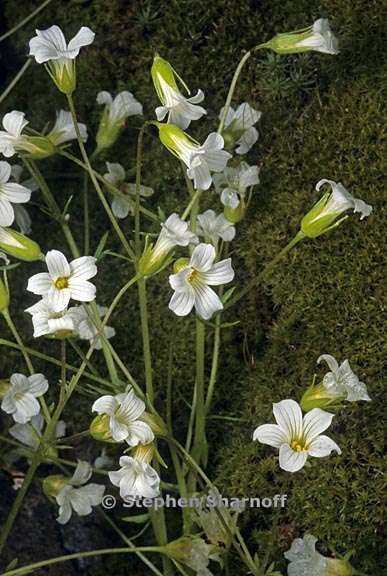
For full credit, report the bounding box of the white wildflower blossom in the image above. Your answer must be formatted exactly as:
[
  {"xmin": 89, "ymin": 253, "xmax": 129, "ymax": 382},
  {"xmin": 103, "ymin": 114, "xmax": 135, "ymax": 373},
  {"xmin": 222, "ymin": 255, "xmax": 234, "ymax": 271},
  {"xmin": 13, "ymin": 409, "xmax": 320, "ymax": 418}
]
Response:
[
  {"xmin": 168, "ymin": 243, "xmax": 234, "ymax": 320},
  {"xmin": 253, "ymin": 399, "xmax": 341, "ymax": 472},
  {"xmin": 103, "ymin": 162, "xmax": 153, "ymax": 219},
  {"xmin": 47, "ymin": 109, "xmax": 88, "ymax": 146},
  {"xmin": 27, "ymin": 250, "xmax": 97, "ymax": 313},
  {"xmin": 96, "ymin": 91, "xmax": 142, "ymax": 150},
  {"xmin": 294, "ymin": 19, "xmax": 339, "ymax": 54},
  {"xmin": 219, "ymin": 102, "xmax": 261, "ymax": 154},
  {"xmin": 9, "ymin": 413, "xmax": 66, "ymax": 450},
  {"xmin": 25, "ymin": 297, "xmax": 78, "ymax": 338},
  {"xmin": 0, "ymin": 161, "xmax": 32, "ymax": 227},
  {"xmin": 92, "ymin": 388, "xmax": 154, "ymax": 445},
  {"xmin": 70, "ymin": 304, "xmax": 115, "ymax": 350},
  {"xmin": 284, "ymin": 534, "xmax": 353, "ymax": 576},
  {"xmin": 318, "ymin": 354, "xmax": 371, "ymax": 402},
  {"xmin": 109, "ymin": 454, "xmax": 160, "ymax": 499},
  {"xmin": 1, "ymin": 373, "xmax": 48, "ymax": 424},
  {"xmin": 197, "ymin": 209, "xmax": 235, "ymax": 245},
  {"xmin": 213, "ymin": 161, "xmax": 260, "ymax": 209}
]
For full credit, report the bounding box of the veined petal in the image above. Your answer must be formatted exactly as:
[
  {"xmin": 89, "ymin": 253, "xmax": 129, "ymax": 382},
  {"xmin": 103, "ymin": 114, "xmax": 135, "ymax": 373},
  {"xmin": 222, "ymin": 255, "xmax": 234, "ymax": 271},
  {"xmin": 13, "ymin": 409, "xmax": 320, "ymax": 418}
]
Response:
[
  {"xmin": 97, "ymin": 91, "xmax": 113, "ymax": 106},
  {"xmin": 1, "ymin": 182, "xmax": 32, "ymax": 203},
  {"xmin": 201, "ymin": 258, "xmax": 234, "ymax": 286},
  {"xmin": 187, "ymin": 157, "xmax": 212, "ymax": 190},
  {"xmin": 279, "ymin": 444, "xmax": 308, "ymax": 472},
  {"xmin": 126, "ymin": 420, "xmax": 154, "ymax": 446},
  {"xmin": 111, "ymin": 197, "xmax": 131, "ymax": 219},
  {"xmin": 307, "ymin": 435, "xmax": 341, "ymax": 457},
  {"xmin": 67, "ymin": 26, "xmax": 95, "ymax": 56},
  {"xmin": 236, "ymin": 126, "xmax": 258, "ymax": 154},
  {"xmin": 69, "ymin": 256, "xmax": 97, "ymax": 280},
  {"xmin": 92, "ymin": 395, "xmax": 118, "ymax": 415},
  {"xmin": 169, "ymin": 289, "xmax": 195, "ymax": 317},
  {"xmin": 273, "ymin": 399, "xmax": 303, "ymax": 440},
  {"xmin": 13, "ymin": 394, "xmax": 40, "ymax": 423},
  {"xmin": 0, "ymin": 161, "xmax": 12, "ymax": 183},
  {"xmin": 27, "ymin": 272, "xmax": 52, "ymax": 295},
  {"xmin": 303, "ymin": 408, "xmax": 334, "ymax": 442},
  {"xmin": 202, "ymin": 132, "xmax": 224, "ymax": 151},
  {"xmin": 117, "ymin": 389, "xmax": 145, "ymax": 422},
  {"xmin": 28, "ymin": 374, "xmax": 49, "ymax": 397},
  {"xmin": 155, "ymin": 105, "xmax": 169, "ymax": 121},
  {"xmin": 169, "ymin": 268, "xmax": 191, "ymax": 292},
  {"xmin": 47, "ymin": 285, "xmax": 71, "ymax": 312},
  {"xmin": 110, "ymin": 416, "xmax": 129, "ymax": 441},
  {"xmin": 30, "ymin": 26, "xmax": 67, "ymax": 62},
  {"xmin": 46, "ymin": 250, "xmax": 70, "ymax": 279},
  {"xmin": 193, "ymin": 282, "xmax": 223, "ymax": 320},
  {"xmin": 190, "ymin": 243, "xmax": 216, "ymax": 272},
  {"xmin": 317, "ymin": 353, "xmax": 339, "ymax": 372},
  {"xmin": 0, "ymin": 197, "xmax": 14, "ymax": 227},
  {"xmin": 67, "ymin": 279, "xmax": 96, "ymax": 302},
  {"xmin": 253, "ymin": 424, "xmax": 287, "ymax": 448},
  {"xmin": 3, "ymin": 111, "xmax": 28, "ymax": 137},
  {"xmin": 71, "ymin": 460, "xmax": 92, "ymax": 486}
]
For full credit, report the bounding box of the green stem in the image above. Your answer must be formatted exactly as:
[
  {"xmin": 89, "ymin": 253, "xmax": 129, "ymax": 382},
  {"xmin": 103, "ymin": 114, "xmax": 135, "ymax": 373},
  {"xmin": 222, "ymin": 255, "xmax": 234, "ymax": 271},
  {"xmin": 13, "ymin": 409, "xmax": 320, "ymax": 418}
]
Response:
[
  {"xmin": 181, "ymin": 188, "xmax": 202, "ymax": 220},
  {"xmin": 1, "ymin": 546, "xmax": 163, "ymax": 576},
  {"xmin": 0, "ymin": 59, "xmax": 32, "ymax": 105},
  {"xmin": 89, "ymin": 301, "xmax": 119, "ymax": 388},
  {"xmin": 190, "ymin": 319, "xmax": 206, "ymax": 469},
  {"xmin": 0, "ymin": 0, "xmax": 53, "ymax": 42},
  {"xmin": 24, "ymin": 159, "xmax": 80, "ymax": 258},
  {"xmin": 82, "ymin": 170, "xmax": 90, "ymax": 254},
  {"xmin": 137, "ymin": 277, "xmax": 153, "ymax": 400},
  {"xmin": 66, "ymin": 94, "xmax": 136, "ymax": 261},
  {"xmin": 225, "ymin": 231, "xmax": 305, "ymax": 309},
  {"xmin": 205, "ymin": 316, "xmax": 221, "ymax": 413}
]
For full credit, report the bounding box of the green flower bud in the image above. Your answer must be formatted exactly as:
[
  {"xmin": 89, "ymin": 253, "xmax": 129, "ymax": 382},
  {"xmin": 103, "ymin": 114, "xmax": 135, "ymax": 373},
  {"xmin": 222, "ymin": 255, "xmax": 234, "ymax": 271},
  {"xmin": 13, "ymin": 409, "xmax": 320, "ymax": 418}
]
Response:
[
  {"xmin": 223, "ymin": 198, "xmax": 246, "ymax": 223},
  {"xmin": 42, "ymin": 474, "xmax": 67, "ymax": 499},
  {"xmin": 0, "ymin": 379, "xmax": 10, "ymax": 399},
  {"xmin": 172, "ymin": 257, "xmax": 190, "ymax": 273},
  {"xmin": 23, "ymin": 136, "xmax": 56, "ymax": 160},
  {"xmin": 96, "ymin": 107, "xmax": 121, "ymax": 152},
  {"xmin": 140, "ymin": 412, "xmax": 168, "ymax": 437},
  {"xmin": 300, "ymin": 383, "xmax": 339, "ymax": 412},
  {"xmin": 0, "ymin": 229, "xmax": 42, "ymax": 262},
  {"xmin": 46, "ymin": 60, "xmax": 76, "ymax": 95},
  {"xmin": 325, "ymin": 558, "xmax": 353, "ymax": 576},
  {"xmin": 89, "ymin": 414, "xmax": 117, "ymax": 443},
  {"xmin": 0, "ymin": 278, "xmax": 9, "ymax": 312},
  {"xmin": 151, "ymin": 54, "xmax": 182, "ymax": 103},
  {"xmin": 265, "ymin": 19, "xmax": 339, "ymax": 56}
]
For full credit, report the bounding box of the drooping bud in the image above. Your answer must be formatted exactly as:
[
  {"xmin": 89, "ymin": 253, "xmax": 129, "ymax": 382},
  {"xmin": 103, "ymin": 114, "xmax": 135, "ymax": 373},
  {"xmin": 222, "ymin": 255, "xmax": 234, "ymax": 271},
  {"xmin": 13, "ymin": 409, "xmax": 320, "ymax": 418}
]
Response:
[
  {"xmin": 96, "ymin": 91, "xmax": 143, "ymax": 152},
  {"xmin": 0, "ymin": 228, "xmax": 42, "ymax": 261},
  {"xmin": 42, "ymin": 474, "xmax": 67, "ymax": 499},
  {"xmin": 89, "ymin": 414, "xmax": 117, "ymax": 443},
  {"xmin": 265, "ymin": 19, "xmax": 339, "ymax": 55},
  {"xmin": 22, "ymin": 136, "xmax": 56, "ymax": 159}
]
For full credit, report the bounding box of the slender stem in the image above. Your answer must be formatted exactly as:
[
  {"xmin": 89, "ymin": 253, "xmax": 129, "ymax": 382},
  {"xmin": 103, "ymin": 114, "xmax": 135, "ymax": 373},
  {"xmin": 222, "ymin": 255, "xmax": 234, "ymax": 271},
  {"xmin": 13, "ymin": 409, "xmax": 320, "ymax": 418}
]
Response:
[
  {"xmin": 217, "ymin": 50, "xmax": 252, "ymax": 134},
  {"xmin": 89, "ymin": 301, "xmax": 119, "ymax": 387},
  {"xmin": 182, "ymin": 188, "xmax": 202, "ymax": 220},
  {"xmin": 137, "ymin": 278, "xmax": 153, "ymax": 400},
  {"xmin": 190, "ymin": 319, "xmax": 206, "ymax": 468},
  {"xmin": 82, "ymin": 170, "xmax": 90, "ymax": 254},
  {"xmin": 225, "ymin": 231, "xmax": 305, "ymax": 309},
  {"xmin": 107, "ymin": 341, "xmax": 143, "ymax": 397},
  {"xmin": 68, "ymin": 338, "xmax": 101, "ymax": 376},
  {"xmin": 1, "ymin": 547, "xmax": 163, "ymax": 576},
  {"xmin": 134, "ymin": 125, "xmax": 146, "ymax": 258},
  {"xmin": 2, "ymin": 309, "xmax": 34, "ymax": 374},
  {"xmin": 24, "ymin": 159, "xmax": 80, "ymax": 258},
  {"xmin": 59, "ymin": 339, "xmax": 67, "ymax": 404},
  {"xmin": 66, "ymin": 95, "xmax": 136, "ymax": 261},
  {"xmin": 205, "ymin": 317, "xmax": 221, "ymax": 413},
  {"xmin": 0, "ymin": 0, "xmax": 53, "ymax": 42},
  {"xmin": 0, "ymin": 59, "xmax": 32, "ymax": 105}
]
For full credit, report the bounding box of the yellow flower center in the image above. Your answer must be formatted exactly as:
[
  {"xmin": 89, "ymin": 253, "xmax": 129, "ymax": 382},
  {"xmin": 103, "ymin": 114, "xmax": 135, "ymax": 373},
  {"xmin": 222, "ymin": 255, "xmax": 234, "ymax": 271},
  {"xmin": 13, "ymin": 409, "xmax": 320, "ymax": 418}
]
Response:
[
  {"xmin": 187, "ymin": 270, "xmax": 198, "ymax": 284},
  {"xmin": 290, "ymin": 439, "xmax": 306, "ymax": 452},
  {"xmin": 54, "ymin": 276, "xmax": 69, "ymax": 290}
]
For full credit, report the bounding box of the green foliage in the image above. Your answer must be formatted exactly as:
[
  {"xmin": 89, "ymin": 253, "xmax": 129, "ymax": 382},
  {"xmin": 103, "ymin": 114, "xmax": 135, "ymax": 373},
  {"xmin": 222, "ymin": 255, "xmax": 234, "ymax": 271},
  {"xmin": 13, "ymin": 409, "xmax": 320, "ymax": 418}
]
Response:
[{"xmin": 0, "ymin": 0, "xmax": 385, "ymax": 574}]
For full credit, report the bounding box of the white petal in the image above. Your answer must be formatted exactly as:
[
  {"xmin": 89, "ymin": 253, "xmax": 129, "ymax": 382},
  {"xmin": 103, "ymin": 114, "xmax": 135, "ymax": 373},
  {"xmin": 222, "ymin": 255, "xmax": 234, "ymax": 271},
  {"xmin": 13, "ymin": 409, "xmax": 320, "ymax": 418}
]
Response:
[
  {"xmin": 28, "ymin": 374, "xmax": 49, "ymax": 397},
  {"xmin": 1, "ymin": 182, "xmax": 31, "ymax": 203},
  {"xmin": 279, "ymin": 444, "xmax": 308, "ymax": 472},
  {"xmin": 68, "ymin": 279, "xmax": 96, "ymax": 302},
  {"xmin": 273, "ymin": 399, "xmax": 303, "ymax": 440},
  {"xmin": 0, "ymin": 197, "xmax": 14, "ymax": 226},
  {"xmin": 97, "ymin": 91, "xmax": 113, "ymax": 106},
  {"xmin": 71, "ymin": 460, "xmax": 92, "ymax": 486},
  {"xmin": 126, "ymin": 421, "xmax": 154, "ymax": 446},
  {"xmin": 190, "ymin": 243, "xmax": 216, "ymax": 272},
  {"xmin": 193, "ymin": 283, "xmax": 223, "ymax": 320},
  {"xmin": 27, "ymin": 273, "xmax": 52, "ymax": 296},
  {"xmin": 307, "ymin": 435, "xmax": 341, "ymax": 457},
  {"xmin": 155, "ymin": 105, "xmax": 168, "ymax": 121},
  {"xmin": 13, "ymin": 394, "xmax": 41, "ymax": 423},
  {"xmin": 0, "ymin": 161, "xmax": 12, "ymax": 183},
  {"xmin": 111, "ymin": 197, "xmax": 131, "ymax": 219},
  {"xmin": 3, "ymin": 111, "xmax": 28, "ymax": 137},
  {"xmin": 253, "ymin": 424, "xmax": 287, "ymax": 448},
  {"xmin": 317, "ymin": 354, "xmax": 339, "ymax": 372},
  {"xmin": 117, "ymin": 390, "xmax": 145, "ymax": 422},
  {"xmin": 69, "ymin": 256, "xmax": 97, "ymax": 280},
  {"xmin": 47, "ymin": 285, "xmax": 71, "ymax": 312},
  {"xmin": 187, "ymin": 158, "xmax": 212, "ymax": 191},
  {"xmin": 201, "ymin": 258, "xmax": 234, "ymax": 286},
  {"xmin": 57, "ymin": 501, "xmax": 73, "ymax": 524},
  {"xmin": 46, "ymin": 250, "xmax": 70, "ymax": 279},
  {"xmin": 92, "ymin": 395, "xmax": 118, "ymax": 415},
  {"xmin": 110, "ymin": 416, "xmax": 129, "ymax": 441},
  {"xmin": 202, "ymin": 132, "xmax": 224, "ymax": 151},
  {"xmin": 303, "ymin": 408, "xmax": 334, "ymax": 442},
  {"xmin": 67, "ymin": 27, "xmax": 95, "ymax": 55},
  {"xmin": 30, "ymin": 26, "xmax": 67, "ymax": 62},
  {"xmin": 169, "ymin": 289, "xmax": 195, "ymax": 317},
  {"xmin": 236, "ymin": 127, "xmax": 258, "ymax": 154}
]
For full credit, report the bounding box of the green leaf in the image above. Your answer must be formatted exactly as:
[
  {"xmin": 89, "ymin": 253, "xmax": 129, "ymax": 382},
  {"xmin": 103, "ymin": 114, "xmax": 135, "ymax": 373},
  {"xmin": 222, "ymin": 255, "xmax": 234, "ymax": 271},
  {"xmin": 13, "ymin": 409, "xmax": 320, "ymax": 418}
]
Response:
[{"xmin": 120, "ymin": 513, "xmax": 150, "ymax": 524}]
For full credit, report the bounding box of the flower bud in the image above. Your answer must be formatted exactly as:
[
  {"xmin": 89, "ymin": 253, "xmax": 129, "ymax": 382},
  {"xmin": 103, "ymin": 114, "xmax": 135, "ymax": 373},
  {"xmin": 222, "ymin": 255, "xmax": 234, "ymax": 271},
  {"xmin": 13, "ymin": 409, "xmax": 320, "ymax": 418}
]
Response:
[
  {"xmin": 140, "ymin": 412, "xmax": 168, "ymax": 437},
  {"xmin": 223, "ymin": 198, "xmax": 246, "ymax": 223},
  {"xmin": 325, "ymin": 558, "xmax": 353, "ymax": 576},
  {"xmin": 46, "ymin": 60, "xmax": 76, "ymax": 94},
  {"xmin": 172, "ymin": 257, "xmax": 190, "ymax": 273},
  {"xmin": 300, "ymin": 383, "xmax": 337, "ymax": 412},
  {"xmin": 42, "ymin": 474, "xmax": 67, "ymax": 499},
  {"xmin": 89, "ymin": 414, "xmax": 117, "ymax": 443},
  {"xmin": 96, "ymin": 108, "xmax": 121, "ymax": 152},
  {"xmin": 0, "ymin": 379, "xmax": 10, "ymax": 399},
  {"xmin": 265, "ymin": 19, "xmax": 339, "ymax": 55},
  {"xmin": 23, "ymin": 136, "xmax": 56, "ymax": 159},
  {"xmin": 0, "ymin": 278, "xmax": 9, "ymax": 312},
  {"xmin": 0, "ymin": 228, "xmax": 42, "ymax": 261}
]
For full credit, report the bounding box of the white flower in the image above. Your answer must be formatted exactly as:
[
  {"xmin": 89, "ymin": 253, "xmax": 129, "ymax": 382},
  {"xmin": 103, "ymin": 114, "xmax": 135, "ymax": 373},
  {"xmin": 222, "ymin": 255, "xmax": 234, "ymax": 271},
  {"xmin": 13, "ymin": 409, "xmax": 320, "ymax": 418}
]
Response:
[
  {"xmin": 151, "ymin": 54, "xmax": 206, "ymax": 129},
  {"xmin": 284, "ymin": 534, "xmax": 327, "ymax": 576},
  {"xmin": 165, "ymin": 536, "xmax": 221, "ymax": 576},
  {"xmin": 197, "ymin": 209, "xmax": 235, "ymax": 245},
  {"xmin": 56, "ymin": 460, "xmax": 105, "ymax": 524},
  {"xmin": 301, "ymin": 179, "xmax": 373, "ymax": 237},
  {"xmin": 96, "ymin": 91, "xmax": 142, "ymax": 150},
  {"xmin": 318, "ymin": 354, "xmax": 371, "ymax": 402},
  {"xmin": 97, "ymin": 91, "xmax": 143, "ymax": 125},
  {"xmin": 9, "ymin": 413, "xmax": 65, "ymax": 450},
  {"xmin": 295, "ymin": 19, "xmax": 339, "ymax": 55},
  {"xmin": 1, "ymin": 373, "xmax": 48, "ymax": 424},
  {"xmin": 157, "ymin": 124, "xmax": 232, "ymax": 190},
  {"xmin": 92, "ymin": 388, "xmax": 154, "ymax": 445},
  {"xmin": 169, "ymin": 243, "xmax": 234, "ymax": 320},
  {"xmin": 213, "ymin": 161, "xmax": 260, "ymax": 209},
  {"xmin": 10, "ymin": 164, "xmax": 39, "ymax": 234},
  {"xmin": 47, "ymin": 109, "xmax": 88, "ymax": 146},
  {"xmin": 0, "ymin": 161, "xmax": 32, "ymax": 227},
  {"xmin": 139, "ymin": 212, "xmax": 198, "ymax": 275},
  {"xmin": 219, "ymin": 102, "xmax": 261, "ymax": 154},
  {"xmin": 0, "ymin": 111, "xmax": 30, "ymax": 158},
  {"xmin": 253, "ymin": 399, "xmax": 341, "ymax": 472},
  {"xmin": 71, "ymin": 304, "xmax": 115, "ymax": 350},
  {"xmin": 109, "ymin": 455, "xmax": 160, "ymax": 499},
  {"xmin": 29, "ymin": 25, "xmax": 95, "ymax": 93},
  {"xmin": 94, "ymin": 448, "xmax": 114, "ymax": 470},
  {"xmin": 103, "ymin": 162, "xmax": 153, "ymax": 219},
  {"xmin": 27, "ymin": 250, "xmax": 97, "ymax": 313},
  {"xmin": 25, "ymin": 298, "xmax": 78, "ymax": 338}
]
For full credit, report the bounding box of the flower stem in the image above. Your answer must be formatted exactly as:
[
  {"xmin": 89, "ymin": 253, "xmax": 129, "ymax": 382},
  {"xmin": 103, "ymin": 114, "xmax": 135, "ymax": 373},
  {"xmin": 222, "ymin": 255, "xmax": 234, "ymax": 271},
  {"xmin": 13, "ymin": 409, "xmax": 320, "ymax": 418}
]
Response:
[
  {"xmin": 0, "ymin": 0, "xmax": 53, "ymax": 43},
  {"xmin": 225, "ymin": 230, "xmax": 305, "ymax": 309},
  {"xmin": 66, "ymin": 94, "xmax": 136, "ymax": 261},
  {"xmin": 190, "ymin": 318, "xmax": 206, "ymax": 478},
  {"xmin": 0, "ymin": 59, "xmax": 32, "ymax": 105}
]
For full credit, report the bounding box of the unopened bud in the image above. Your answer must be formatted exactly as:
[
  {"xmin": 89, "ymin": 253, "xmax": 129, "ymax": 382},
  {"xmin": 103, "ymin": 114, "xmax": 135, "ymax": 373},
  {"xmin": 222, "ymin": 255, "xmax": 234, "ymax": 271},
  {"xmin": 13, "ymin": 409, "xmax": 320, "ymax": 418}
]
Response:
[
  {"xmin": 0, "ymin": 228, "xmax": 42, "ymax": 262},
  {"xmin": 89, "ymin": 414, "xmax": 117, "ymax": 443},
  {"xmin": 0, "ymin": 278, "xmax": 9, "ymax": 311},
  {"xmin": 42, "ymin": 474, "xmax": 67, "ymax": 499}
]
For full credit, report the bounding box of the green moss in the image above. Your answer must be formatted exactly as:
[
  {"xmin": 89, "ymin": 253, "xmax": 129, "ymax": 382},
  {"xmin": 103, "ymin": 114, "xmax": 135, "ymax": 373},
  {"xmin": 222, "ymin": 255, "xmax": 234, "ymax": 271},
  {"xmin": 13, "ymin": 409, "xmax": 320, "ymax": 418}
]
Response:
[{"xmin": 0, "ymin": 0, "xmax": 385, "ymax": 573}]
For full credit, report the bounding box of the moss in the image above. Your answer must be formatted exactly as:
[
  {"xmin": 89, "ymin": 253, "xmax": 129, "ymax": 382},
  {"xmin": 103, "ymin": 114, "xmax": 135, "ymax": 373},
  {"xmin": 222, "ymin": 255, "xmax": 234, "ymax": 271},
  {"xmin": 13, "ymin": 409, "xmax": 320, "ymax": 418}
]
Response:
[{"xmin": 0, "ymin": 0, "xmax": 385, "ymax": 573}]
